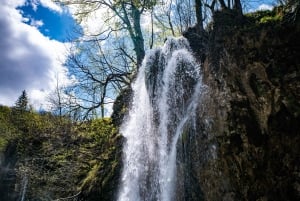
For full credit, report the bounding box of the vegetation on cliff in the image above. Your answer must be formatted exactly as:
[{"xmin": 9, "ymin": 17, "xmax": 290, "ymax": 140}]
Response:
[{"xmin": 0, "ymin": 92, "xmax": 121, "ymax": 200}]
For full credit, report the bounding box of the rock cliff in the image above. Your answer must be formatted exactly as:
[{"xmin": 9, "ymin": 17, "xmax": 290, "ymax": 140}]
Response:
[{"xmin": 180, "ymin": 8, "xmax": 300, "ymax": 201}]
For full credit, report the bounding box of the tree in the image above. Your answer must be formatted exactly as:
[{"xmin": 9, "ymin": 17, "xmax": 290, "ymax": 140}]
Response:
[
  {"xmin": 233, "ymin": 0, "xmax": 243, "ymax": 17},
  {"xmin": 59, "ymin": 0, "xmax": 157, "ymax": 67},
  {"xmin": 202, "ymin": 0, "xmax": 243, "ymax": 14},
  {"xmin": 48, "ymin": 73, "xmax": 68, "ymax": 119},
  {"xmin": 173, "ymin": 0, "xmax": 197, "ymax": 33},
  {"xmin": 55, "ymin": 0, "xmax": 159, "ymax": 119},
  {"xmin": 195, "ymin": 0, "xmax": 204, "ymax": 31},
  {"xmin": 62, "ymin": 37, "xmax": 132, "ymax": 119},
  {"xmin": 12, "ymin": 90, "xmax": 31, "ymax": 133},
  {"xmin": 15, "ymin": 90, "xmax": 29, "ymax": 112}
]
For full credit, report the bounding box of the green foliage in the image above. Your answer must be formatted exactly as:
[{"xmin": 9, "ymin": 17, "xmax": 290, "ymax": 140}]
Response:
[
  {"xmin": 0, "ymin": 112, "xmax": 120, "ymax": 200},
  {"xmin": 14, "ymin": 90, "xmax": 29, "ymax": 112},
  {"xmin": 245, "ymin": 8, "xmax": 283, "ymax": 25},
  {"xmin": 75, "ymin": 118, "xmax": 121, "ymax": 200},
  {"xmin": 10, "ymin": 90, "xmax": 36, "ymax": 135},
  {"xmin": 79, "ymin": 118, "xmax": 116, "ymax": 142},
  {"xmin": 260, "ymin": 14, "xmax": 282, "ymax": 24},
  {"xmin": 0, "ymin": 105, "xmax": 19, "ymax": 151},
  {"xmin": 0, "ymin": 106, "xmax": 12, "ymax": 148},
  {"xmin": 113, "ymin": 0, "xmax": 157, "ymax": 9}
]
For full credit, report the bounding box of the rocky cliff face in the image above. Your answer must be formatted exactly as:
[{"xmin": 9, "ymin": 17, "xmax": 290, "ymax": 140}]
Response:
[{"xmin": 180, "ymin": 9, "xmax": 300, "ymax": 201}]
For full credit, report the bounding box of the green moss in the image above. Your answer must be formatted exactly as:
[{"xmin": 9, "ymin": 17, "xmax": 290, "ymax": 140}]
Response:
[
  {"xmin": 101, "ymin": 161, "xmax": 118, "ymax": 188},
  {"xmin": 0, "ymin": 111, "xmax": 121, "ymax": 200},
  {"xmin": 181, "ymin": 127, "xmax": 189, "ymax": 144},
  {"xmin": 0, "ymin": 138, "xmax": 8, "ymax": 152},
  {"xmin": 81, "ymin": 163, "xmax": 100, "ymax": 189},
  {"xmin": 0, "ymin": 106, "xmax": 20, "ymax": 152},
  {"xmin": 51, "ymin": 151, "xmax": 73, "ymax": 165}
]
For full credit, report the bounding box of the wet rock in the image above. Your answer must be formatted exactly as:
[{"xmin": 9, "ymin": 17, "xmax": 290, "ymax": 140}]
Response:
[{"xmin": 183, "ymin": 12, "xmax": 300, "ymax": 201}]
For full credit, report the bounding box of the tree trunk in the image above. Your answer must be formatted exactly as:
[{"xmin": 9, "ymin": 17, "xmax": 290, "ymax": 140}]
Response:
[
  {"xmin": 218, "ymin": 0, "xmax": 227, "ymax": 9},
  {"xmin": 195, "ymin": 0, "xmax": 204, "ymax": 32},
  {"xmin": 227, "ymin": 0, "xmax": 231, "ymax": 8},
  {"xmin": 132, "ymin": 6, "xmax": 145, "ymax": 68},
  {"xmin": 101, "ymin": 104, "xmax": 104, "ymax": 118},
  {"xmin": 120, "ymin": 2, "xmax": 145, "ymax": 68},
  {"xmin": 234, "ymin": 0, "xmax": 243, "ymax": 16}
]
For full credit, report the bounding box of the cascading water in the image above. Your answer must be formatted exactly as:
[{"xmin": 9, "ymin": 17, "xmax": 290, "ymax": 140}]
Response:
[
  {"xmin": 117, "ymin": 37, "xmax": 206, "ymax": 201},
  {"xmin": 20, "ymin": 174, "xmax": 28, "ymax": 201}
]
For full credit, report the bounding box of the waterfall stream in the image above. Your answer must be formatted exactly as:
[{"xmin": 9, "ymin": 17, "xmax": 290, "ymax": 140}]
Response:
[
  {"xmin": 117, "ymin": 37, "xmax": 205, "ymax": 201},
  {"xmin": 20, "ymin": 174, "xmax": 28, "ymax": 201}
]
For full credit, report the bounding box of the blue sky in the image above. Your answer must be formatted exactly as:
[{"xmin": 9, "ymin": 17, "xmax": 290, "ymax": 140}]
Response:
[
  {"xmin": 18, "ymin": 2, "xmax": 80, "ymax": 42},
  {"xmin": 246, "ymin": 0, "xmax": 276, "ymax": 12},
  {"xmin": 0, "ymin": 0, "xmax": 79, "ymax": 109},
  {"xmin": 0, "ymin": 0, "xmax": 276, "ymax": 110}
]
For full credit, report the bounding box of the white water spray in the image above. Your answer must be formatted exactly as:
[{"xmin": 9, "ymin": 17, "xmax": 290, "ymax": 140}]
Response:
[
  {"xmin": 117, "ymin": 37, "xmax": 205, "ymax": 201},
  {"xmin": 20, "ymin": 174, "xmax": 28, "ymax": 201}
]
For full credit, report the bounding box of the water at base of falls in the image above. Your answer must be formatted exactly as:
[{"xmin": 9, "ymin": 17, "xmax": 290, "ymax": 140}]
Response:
[{"xmin": 117, "ymin": 37, "xmax": 205, "ymax": 201}]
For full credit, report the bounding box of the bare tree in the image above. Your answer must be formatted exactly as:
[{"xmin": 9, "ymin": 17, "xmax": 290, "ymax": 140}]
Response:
[
  {"xmin": 59, "ymin": 0, "xmax": 157, "ymax": 67},
  {"xmin": 48, "ymin": 73, "xmax": 66, "ymax": 118},
  {"xmin": 62, "ymin": 37, "xmax": 132, "ymax": 119},
  {"xmin": 54, "ymin": 0, "xmax": 159, "ymax": 118}
]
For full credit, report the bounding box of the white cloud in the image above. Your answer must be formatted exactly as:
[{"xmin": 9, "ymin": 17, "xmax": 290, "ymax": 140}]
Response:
[
  {"xmin": 30, "ymin": 18, "xmax": 44, "ymax": 27},
  {"xmin": 258, "ymin": 4, "xmax": 273, "ymax": 11},
  {"xmin": 68, "ymin": 3, "xmax": 111, "ymax": 36},
  {"xmin": 24, "ymin": 0, "xmax": 63, "ymax": 13},
  {"xmin": 0, "ymin": 0, "xmax": 71, "ymax": 110},
  {"xmin": 29, "ymin": 0, "xmax": 39, "ymax": 11},
  {"xmin": 29, "ymin": 89, "xmax": 48, "ymax": 108},
  {"xmin": 39, "ymin": 0, "xmax": 63, "ymax": 13},
  {"xmin": 5, "ymin": 0, "xmax": 26, "ymax": 8}
]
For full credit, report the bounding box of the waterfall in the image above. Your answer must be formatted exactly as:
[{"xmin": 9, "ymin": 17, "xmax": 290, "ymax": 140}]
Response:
[
  {"xmin": 117, "ymin": 37, "xmax": 205, "ymax": 201},
  {"xmin": 20, "ymin": 174, "xmax": 28, "ymax": 201}
]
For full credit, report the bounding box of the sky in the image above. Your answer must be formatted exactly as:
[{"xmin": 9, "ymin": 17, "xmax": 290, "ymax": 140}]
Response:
[
  {"xmin": 0, "ymin": 0, "xmax": 79, "ymax": 110},
  {"xmin": 0, "ymin": 0, "xmax": 275, "ymax": 111}
]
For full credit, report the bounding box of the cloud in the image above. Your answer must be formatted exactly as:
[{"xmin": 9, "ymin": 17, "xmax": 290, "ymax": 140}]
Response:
[
  {"xmin": 39, "ymin": 0, "xmax": 63, "ymax": 13},
  {"xmin": 68, "ymin": 3, "xmax": 111, "ymax": 36},
  {"xmin": 257, "ymin": 4, "xmax": 273, "ymax": 11},
  {"xmin": 0, "ymin": 0, "xmax": 71, "ymax": 109},
  {"xmin": 30, "ymin": 19, "xmax": 44, "ymax": 27},
  {"xmin": 5, "ymin": 0, "xmax": 26, "ymax": 8},
  {"xmin": 29, "ymin": 0, "xmax": 39, "ymax": 11},
  {"xmin": 26, "ymin": 0, "xmax": 63, "ymax": 13}
]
